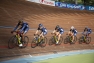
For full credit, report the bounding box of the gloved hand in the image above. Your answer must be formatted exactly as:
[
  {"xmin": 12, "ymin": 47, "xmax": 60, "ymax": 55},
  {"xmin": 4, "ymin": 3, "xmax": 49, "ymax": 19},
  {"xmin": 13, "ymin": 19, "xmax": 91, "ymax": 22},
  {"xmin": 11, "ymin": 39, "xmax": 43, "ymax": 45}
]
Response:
[{"xmin": 11, "ymin": 31, "xmax": 14, "ymax": 33}]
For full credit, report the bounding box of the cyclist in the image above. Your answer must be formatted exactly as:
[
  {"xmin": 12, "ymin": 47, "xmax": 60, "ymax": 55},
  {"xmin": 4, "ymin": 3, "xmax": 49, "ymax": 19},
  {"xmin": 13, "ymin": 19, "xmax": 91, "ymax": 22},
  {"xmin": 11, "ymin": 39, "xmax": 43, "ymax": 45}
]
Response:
[
  {"xmin": 82, "ymin": 27, "xmax": 92, "ymax": 37},
  {"xmin": 34, "ymin": 24, "xmax": 47, "ymax": 43},
  {"xmin": 67, "ymin": 26, "xmax": 77, "ymax": 44},
  {"xmin": 11, "ymin": 20, "xmax": 29, "ymax": 47},
  {"xmin": 52, "ymin": 25, "xmax": 64, "ymax": 44}
]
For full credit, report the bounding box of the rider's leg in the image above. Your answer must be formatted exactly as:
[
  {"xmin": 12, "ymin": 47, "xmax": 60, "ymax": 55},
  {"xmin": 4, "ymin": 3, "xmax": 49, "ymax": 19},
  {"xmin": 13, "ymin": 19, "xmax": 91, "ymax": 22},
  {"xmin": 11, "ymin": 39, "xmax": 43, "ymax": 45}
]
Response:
[
  {"xmin": 58, "ymin": 31, "xmax": 63, "ymax": 43},
  {"xmin": 72, "ymin": 35, "xmax": 74, "ymax": 42},
  {"xmin": 22, "ymin": 28, "xmax": 29, "ymax": 42},
  {"xmin": 71, "ymin": 33, "xmax": 74, "ymax": 43},
  {"xmin": 56, "ymin": 32, "xmax": 59, "ymax": 44},
  {"xmin": 17, "ymin": 34, "xmax": 21, "ymax": 44},
  {"xmin": 39, "ymin": 32, "xmax": 44, "ymax": 42},
  {"xmin": 19, "ymin": 27, "xmax": 29, "ymax": 47},
  {"xmin": 58, "ymin": 34, "xmax": 61, "ymax": 42},
  {"xmin": 40, "ymin": 32, "xmax": 47, "ymax": 42}
]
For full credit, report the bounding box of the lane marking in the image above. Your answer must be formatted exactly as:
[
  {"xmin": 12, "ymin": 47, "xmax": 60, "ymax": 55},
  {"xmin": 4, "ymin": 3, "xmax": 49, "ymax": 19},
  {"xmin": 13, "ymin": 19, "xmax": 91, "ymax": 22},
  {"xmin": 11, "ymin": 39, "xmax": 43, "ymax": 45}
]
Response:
[
  {"xmin": 1, "ymin": 50, "xmax": 94, "ymax": 63},
  {"xmin": 0, "ymin": 26, "xmax": 94, "ymax": 33}
]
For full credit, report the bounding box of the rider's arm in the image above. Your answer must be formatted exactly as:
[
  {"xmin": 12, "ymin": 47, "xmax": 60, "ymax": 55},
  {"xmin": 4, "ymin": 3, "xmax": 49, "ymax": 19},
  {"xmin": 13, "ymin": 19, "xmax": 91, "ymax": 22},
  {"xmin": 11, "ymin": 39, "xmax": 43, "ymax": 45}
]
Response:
[
  {"xmin": 13, "ymin": 23, "xmax": 19, "ymax": 31},
  {"xmin": 68, "ymin": 31, "xmax": 70, "ymax": 35},
  {"xmin": 35, "ymin": 30, "xmax": 39, "ymax": 34},
  {"xmin": 20, "ymin": 24, "xmax": 26, "ymax": 32},
  {"xmin": 52, "ymin": 27, "xmax": 57, "ymax": 33},
  {"xmin": 40, "ymin": 32, "xmax": 43, "ymax": 37},
  {"xmin": 52, "ymin": 30, "xmax": 56, "ymax": 33},
  {"xmin": 82, "ymin": 28, "xmax": 86, "ymax": 34},
  {"xmin": 35, "ymin": 27, "xmax": 40, "ymax": 34}
]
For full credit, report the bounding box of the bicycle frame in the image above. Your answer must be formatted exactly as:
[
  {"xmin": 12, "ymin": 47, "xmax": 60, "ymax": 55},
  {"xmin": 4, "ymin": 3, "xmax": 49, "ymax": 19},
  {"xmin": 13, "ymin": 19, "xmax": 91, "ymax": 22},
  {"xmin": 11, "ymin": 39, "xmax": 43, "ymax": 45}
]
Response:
[
  {"xmin": 69, "ymin": 36, "xmax": 72, "ymax": 42},
  {"xmin": 34, "ymin": 34, "xmax": 42, "ymax": 43},
  {"xmin": 53, "ymin": 35, "xmax": 58, "ymax": 42},
  {"xmin": 51, "ymin": 33, "xmax": 58, "ymax": 42},
  {"xmin": 82, "ymin": 34, "xmax": 87, "ymax": 41},
  {"xmin": 15, "ymin": 31, "xmax": 22, "ymax": 44}
]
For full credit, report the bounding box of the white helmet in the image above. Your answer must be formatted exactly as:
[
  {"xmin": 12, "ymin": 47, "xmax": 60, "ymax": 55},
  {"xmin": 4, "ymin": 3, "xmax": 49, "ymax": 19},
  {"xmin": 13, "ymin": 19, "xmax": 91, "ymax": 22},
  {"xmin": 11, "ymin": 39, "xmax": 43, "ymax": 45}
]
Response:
[{"xmin": 71, "ymin": 26, "xmax": 74, "ymax": 29}]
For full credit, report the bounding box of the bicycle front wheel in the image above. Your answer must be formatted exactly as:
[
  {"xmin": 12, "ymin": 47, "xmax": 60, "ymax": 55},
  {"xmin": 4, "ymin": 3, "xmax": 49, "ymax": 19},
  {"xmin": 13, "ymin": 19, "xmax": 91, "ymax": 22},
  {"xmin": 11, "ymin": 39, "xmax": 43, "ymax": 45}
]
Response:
[
  {"xmin": 40, "ymin": 37, "xmax": 47, "ymax": 47},
  {"xmin": 58, "ymin": 36, "xmax": 63, "ymax": 45},
  {"xmin": 74, "ymin": 36, "xmax": 77, "ymax": 43},
  {"xmin": 79, "ymin": 37, "xmax": 83, "ymax": 44},
  {"xmin": 8, "ymin": 36, "xmax": 17, "ymax": 49},
  {"xmin": 64, "ymin": 36, "xmax": 69, "ymax": 44},
  {"xmin": 86, "ymin": 37, "xmax": 91, "ymax": 44},
  {"xmin": 22, "ymin": 36, "xmax": 29, "ymax": 48},
  {"xmin": 31, "ymin": 38, "xmax": 37, "ymax": 48},
  {"xmin": 49, "ymin": 36, "xmax": 55, "ymax": 46}
]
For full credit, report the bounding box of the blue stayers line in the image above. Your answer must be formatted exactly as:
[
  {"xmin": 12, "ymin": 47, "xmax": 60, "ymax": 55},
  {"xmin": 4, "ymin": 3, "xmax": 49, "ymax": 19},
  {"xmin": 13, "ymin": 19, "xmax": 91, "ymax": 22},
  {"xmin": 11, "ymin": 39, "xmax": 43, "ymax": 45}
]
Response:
[
  {"xmin": 0, "ymin": 26, "xmax": 14, "ymax": 28},
  {"xmin": 1, "ymin": 50, "xmax": 94, "ymax": 63},
  {"xmin": 0, "ymin": 26, "xmax": 94, "ymax": 33}
]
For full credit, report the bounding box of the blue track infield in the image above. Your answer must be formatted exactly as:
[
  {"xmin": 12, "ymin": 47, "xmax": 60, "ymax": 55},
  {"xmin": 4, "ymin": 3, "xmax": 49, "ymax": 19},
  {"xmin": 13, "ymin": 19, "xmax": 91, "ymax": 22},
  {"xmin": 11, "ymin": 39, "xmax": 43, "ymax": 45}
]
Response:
[{"xmin": 1, "ymin": 49, "xmax": 94, "ymax": 63}]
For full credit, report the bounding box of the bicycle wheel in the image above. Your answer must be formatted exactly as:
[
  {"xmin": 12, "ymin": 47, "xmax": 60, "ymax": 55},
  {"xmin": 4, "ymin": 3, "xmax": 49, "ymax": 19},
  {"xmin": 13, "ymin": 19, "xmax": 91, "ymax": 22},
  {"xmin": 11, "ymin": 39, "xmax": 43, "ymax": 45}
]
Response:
[
  {"xmin": 49, "ymin": 36, "xmax": 55, "ymax": 45},
  {"xmin": 86, "ymin": 37, "xmax": 91, "ymax": 44},
  {"xmin": 22, "ymin": 36, "xmax": 29, "ymax": 48},
  {"xmin": 40, "ymin": 37, "xmax": 47, "ymax": 47},
  {"xmin": 31, "ymin": 38, "xmax": 37, "ymax": 48},
  {"xmin": 64, "ymin": 36, "xmax": 69, "ymax": 44},
  {"xmin": 79, "ymin": 37, "xmax": 83, "ymax": 44},
  {"xmin": 8, "ymin": 36, "xmax": 17, "ymax": 49},
  {"xmin": 74, "ymin": 36, "xmax": 77, "ymax": 42},
  {"xmin": 58, "ymin": 36, "xmax": 63, "ymax": 45}
]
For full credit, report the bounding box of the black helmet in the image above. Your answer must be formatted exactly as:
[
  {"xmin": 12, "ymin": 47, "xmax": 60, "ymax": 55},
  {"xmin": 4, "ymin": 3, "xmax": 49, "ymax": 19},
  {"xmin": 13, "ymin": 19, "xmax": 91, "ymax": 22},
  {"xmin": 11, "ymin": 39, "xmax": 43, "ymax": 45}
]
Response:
[
  {"xmin": 85, "ymin": 26, "xmax": 88, "ymax": 29},
  {"xmin": 56, "ymin": 25, "xmax": 60, "ymax": 28},
  {"xmin": 19, "ymin": 19, "xmax": 23, "ymax": 23},
  {"xmin": 39, "ymin": 24, "xmax": 43, "ymax": 27}
]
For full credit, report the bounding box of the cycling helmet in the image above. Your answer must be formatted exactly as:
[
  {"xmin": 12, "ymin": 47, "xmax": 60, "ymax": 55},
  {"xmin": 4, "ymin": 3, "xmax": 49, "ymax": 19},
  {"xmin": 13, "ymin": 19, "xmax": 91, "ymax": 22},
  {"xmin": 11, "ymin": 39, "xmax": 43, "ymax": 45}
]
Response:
[
  {"xmin": 19, "ymin": 20, "xmax": 23, "ymax": 23},
  {"xmin": 56, "ymin": 25, "xmax": 60, "ymax": 28},
  {"xmin": 71, "ymin": 26, "xmax": 74, "ymax": 29},
  {"xmin": 39, "ymin": 24, "xmax": 43, "ymax": 27},
  {"xmin": 85, "ymin": 26, "xmax": 88, "ymax": 29}
]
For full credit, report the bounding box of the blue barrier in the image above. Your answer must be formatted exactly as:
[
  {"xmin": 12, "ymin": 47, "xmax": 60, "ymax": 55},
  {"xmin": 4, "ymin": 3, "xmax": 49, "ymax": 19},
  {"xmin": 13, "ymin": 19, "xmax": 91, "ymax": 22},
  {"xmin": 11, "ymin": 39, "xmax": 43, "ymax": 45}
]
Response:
[
  {"xmin": 55, "ymin": 2, "xmax": 94, "ymax": 11},
  {"xmin": 85, "ymin": 6, "xmax": 94, "ymax": 11},
  {"xmin": 55, "ymin": 2, "xmax": 85, "ymax": 10}
]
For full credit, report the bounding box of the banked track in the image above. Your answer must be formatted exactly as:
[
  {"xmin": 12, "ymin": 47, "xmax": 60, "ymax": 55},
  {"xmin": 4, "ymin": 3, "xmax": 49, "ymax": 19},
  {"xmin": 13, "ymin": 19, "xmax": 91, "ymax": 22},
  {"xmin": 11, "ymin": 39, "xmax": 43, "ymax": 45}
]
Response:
[{"xmin": 0, "ymin": 0, "xmax": 94, "ymax": 61}]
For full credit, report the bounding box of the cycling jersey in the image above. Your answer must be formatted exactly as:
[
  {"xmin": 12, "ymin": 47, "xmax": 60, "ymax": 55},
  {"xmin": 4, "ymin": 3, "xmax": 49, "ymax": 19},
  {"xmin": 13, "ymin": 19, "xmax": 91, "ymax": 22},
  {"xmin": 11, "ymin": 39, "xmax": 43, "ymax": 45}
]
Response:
[
  {"xmin": 55, "ymin": 27, "xmax": 64, "ymax": 34},
  {"xmin": 70, "ymin": 29, "xmax": 77, "ymax": 36},
  {"xmin": 84, "ymin": 28, "xmax": 92, "ymax": 34},
  {"xmin": 13, "ymin": 22, "xmax": 29, "ymax": 34},
  {"xmin": 37, "ymin": 27, "xmax": 47, "ymax": 35}
]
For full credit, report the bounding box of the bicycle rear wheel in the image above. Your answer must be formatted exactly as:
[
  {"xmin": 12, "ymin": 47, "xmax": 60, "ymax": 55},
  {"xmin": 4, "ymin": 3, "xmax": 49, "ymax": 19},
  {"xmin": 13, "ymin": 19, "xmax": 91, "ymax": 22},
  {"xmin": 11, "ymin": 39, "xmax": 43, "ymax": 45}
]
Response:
[
  {"xmin": 74, "ymin": 36, "xmax": 77, "ymax": 43},
  {"xmin": 22, "ymin": 36, "xmax": 29, "ymax": 48},
  {"xmin": 40, "ymin": 37, "xmax": 47, "ymax": 47},
  {"xmin": 79, "ymin": 37, "xmax": 84, "ymax": 44},
  {"xmin": 8, "ymin": 36, "xmax": 17, "ymax": 49},
  {"xmin": 31, "ymin": 38, "xmax": 37, "ymax": 48},
  {"xmin": 58, "ymin": 36, "xmax": 63, "ymax": 45},
  {"xmin": 64, "ymin": 36, "xmax": 69, "ymax": 44},
  {"xmin": 49, "ymin": 36, "xmax": 55, "ymax": 45}
]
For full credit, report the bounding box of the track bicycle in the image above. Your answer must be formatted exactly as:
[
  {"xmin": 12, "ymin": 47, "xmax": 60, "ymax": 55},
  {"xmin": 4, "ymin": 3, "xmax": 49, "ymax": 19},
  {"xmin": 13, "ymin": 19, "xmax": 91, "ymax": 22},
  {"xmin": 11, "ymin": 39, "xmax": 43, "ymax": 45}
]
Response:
[
  {"xmin": 31, "ymin": 34, "xmax": 47, "ymax": 48},
  {"xmin": 8, "ymin": 31, "xmax": 29, "ymax": 49}
]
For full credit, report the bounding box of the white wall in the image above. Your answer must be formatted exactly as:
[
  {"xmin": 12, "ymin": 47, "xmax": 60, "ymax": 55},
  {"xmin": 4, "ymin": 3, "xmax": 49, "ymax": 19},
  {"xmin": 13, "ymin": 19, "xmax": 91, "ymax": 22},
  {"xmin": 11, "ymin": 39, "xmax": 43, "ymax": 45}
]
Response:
[{"xmin": 26, "ymin": 0, "xmax": 55, "ymax": 6}]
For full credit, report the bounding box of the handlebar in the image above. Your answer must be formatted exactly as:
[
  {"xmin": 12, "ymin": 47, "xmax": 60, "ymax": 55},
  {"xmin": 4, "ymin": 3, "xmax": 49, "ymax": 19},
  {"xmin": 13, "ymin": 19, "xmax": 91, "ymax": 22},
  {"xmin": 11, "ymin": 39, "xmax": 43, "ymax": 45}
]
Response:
[
  {"xmin": 11, "ymin": 31, "xmax": 22, "ymax": 35},
  {"xmin": 34, "ymin": 34, "xmax": 39, "ymax": 36}
]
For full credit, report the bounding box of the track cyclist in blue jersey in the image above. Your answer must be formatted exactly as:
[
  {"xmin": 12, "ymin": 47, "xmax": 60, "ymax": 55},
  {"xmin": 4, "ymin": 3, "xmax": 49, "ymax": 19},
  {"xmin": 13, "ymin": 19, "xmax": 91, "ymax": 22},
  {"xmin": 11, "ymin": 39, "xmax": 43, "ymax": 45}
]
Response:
[
  {"xmin": 11, "ymin": 19, "xmax": 29, "ymax": 47},
  {"xmin": 34, "ymin": 24, "xmax": 47, "ymax": 43},
  {"xmin": 52, "ymin": 25, "xmax": 64, "ymax": 44},
  {"xmin": 82, "ymin": 26, "xmax": 92, "ymax": 38},
  {"xmin": 67, "ymin": 26, "xmax": 77, "ymax": 44}
]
